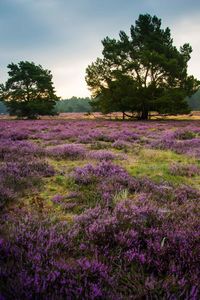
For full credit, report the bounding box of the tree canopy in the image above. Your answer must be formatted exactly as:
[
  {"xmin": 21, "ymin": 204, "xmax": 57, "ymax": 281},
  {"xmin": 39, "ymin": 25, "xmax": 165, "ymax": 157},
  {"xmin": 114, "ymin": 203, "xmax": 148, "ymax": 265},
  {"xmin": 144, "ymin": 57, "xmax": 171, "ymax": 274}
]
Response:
[
  {"xmin": 0, "ymin": 61, "xmax": 59, "ymax": 118},
  {"xmin": 86, "ymin": 14, "xmax": 200, "ymax": 119}
]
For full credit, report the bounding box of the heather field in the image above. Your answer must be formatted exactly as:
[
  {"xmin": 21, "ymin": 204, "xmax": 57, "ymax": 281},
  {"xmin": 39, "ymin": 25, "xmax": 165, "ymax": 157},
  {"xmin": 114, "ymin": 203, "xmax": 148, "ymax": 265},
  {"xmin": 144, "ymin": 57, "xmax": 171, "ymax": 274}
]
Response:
[{"xmin": 0, "ymin": 119, "xmax": 200, "ymax": 299}]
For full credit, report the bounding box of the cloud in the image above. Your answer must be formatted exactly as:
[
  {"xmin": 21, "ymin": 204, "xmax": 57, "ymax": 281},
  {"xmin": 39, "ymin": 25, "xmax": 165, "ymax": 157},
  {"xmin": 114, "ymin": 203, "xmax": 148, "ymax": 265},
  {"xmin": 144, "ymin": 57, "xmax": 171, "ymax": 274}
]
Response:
[
  {"xmin": 0, "ymin": 0, "xmax": 199, "ymax": 98},
  {"xmin": 170, "ymin": 13, "xmax": 200, "ymax": 79}
]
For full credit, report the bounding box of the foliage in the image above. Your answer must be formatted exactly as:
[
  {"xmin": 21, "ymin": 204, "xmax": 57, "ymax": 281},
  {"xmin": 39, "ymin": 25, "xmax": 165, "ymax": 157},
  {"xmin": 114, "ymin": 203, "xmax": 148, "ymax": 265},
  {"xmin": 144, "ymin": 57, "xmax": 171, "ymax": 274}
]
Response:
[
  {"xmin": 55, "ymin": 96, "xmax": 92, "ymax": 113},
  {"xmin": 0, "ymin": 61, "xmax": 59, "ymax": 118},
  {"xmin": 187, "ymin": 89, "xmax": 200, "ymax": 110},
  {"xmin": 0, "ymin": 101, "xmax": 7, "ymax": 114},
  {"xmin": 1, "ymin": 119, "xmax": 200, "ymax": 299},
  {"xmin": 169, "ymin": 163, "xmax": 200, "ymax": 177},
  {"xmin": 46, "ymin": 143, "xmax": 86, "ymax": 160},
  {"xmin": 0, "ymin": 137, "xmax": 54, "ymax": 207},
  {"xmin": 1, "ymin": 200, "xmax": 199, "ymax": 299},
  {"xmin": 88, "ymin": 150, "xmax": 116, "ymax": 161},
  {"xmin": 86, "ymin": 14, "xmax": 200, "ymax": 119}
]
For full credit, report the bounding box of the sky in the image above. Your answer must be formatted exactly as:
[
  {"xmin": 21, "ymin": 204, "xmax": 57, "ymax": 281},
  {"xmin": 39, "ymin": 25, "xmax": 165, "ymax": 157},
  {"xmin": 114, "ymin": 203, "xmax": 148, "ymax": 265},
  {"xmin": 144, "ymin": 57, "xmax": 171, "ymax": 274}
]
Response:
[{"xmin": 0, "ymin": 0, "xmax": 200, "ymax": 99}]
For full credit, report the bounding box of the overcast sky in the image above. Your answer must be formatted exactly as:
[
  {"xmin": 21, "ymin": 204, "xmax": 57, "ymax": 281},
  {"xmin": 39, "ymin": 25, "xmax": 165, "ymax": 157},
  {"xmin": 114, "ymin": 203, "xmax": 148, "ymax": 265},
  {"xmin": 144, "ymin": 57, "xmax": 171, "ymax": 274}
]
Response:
[{"xmin": 0, "ymin": 0, "xmax": 199, "ymax": 98}]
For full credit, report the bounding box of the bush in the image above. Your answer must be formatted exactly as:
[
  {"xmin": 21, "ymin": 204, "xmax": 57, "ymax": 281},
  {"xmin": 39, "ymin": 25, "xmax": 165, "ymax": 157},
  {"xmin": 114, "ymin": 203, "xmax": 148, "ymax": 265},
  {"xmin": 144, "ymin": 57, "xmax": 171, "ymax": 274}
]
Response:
[
  {"xmin": 1, "ymin": 201, "xmax": 199, "ymax": 299},
  {"xmin": 46, "ymin": 144, "xmax": 86, "ymax": 160}
]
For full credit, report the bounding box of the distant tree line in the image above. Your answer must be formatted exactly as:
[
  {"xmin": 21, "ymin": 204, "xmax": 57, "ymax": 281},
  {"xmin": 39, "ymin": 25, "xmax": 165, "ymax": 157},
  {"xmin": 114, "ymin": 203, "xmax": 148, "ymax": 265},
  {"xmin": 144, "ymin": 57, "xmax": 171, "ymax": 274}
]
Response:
[
  {"xmin": 187, "ymin": 89, "xmax": 200, "ymax": 110},
  {"xmin": 55, "ymin": 97, "xmax": 92, "ymax": 113},
  {"xmin": 0, "ymin": 101, "xmax": 7, "ymax": 114},
  {"xmin": 0, "ymin": 97, "xmax": 93, "ymax": 115},
  {"xmin": 0, "ymin": 96, "xmax": 93, "ymax": 115},
  {"xmin": 1, "ymin": 91, "xmax": 200, "ymax": 114}
]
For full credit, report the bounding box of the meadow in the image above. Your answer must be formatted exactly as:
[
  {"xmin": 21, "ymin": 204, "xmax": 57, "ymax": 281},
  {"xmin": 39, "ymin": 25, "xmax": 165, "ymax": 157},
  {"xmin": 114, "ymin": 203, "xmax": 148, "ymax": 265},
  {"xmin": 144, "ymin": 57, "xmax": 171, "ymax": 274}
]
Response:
[{"xmin": 0, "ymin": 118, "xmax": 200, "ymax": 299}]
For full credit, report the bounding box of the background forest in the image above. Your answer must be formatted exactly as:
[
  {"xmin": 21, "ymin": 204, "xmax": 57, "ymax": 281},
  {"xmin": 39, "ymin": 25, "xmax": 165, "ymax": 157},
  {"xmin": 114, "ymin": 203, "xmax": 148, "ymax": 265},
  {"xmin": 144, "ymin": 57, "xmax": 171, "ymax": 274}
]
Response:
[{"xmin": 0, "ymin": 92, "xmax": 200, "ymax": 114}]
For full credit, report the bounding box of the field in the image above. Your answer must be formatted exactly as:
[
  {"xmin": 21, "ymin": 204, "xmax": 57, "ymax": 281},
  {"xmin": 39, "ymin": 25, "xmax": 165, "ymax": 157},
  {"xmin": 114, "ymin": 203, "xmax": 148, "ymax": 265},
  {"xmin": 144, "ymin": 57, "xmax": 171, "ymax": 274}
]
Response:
[{"xmin": 0, "ymin": 118, "xmax": 200, "ymax": 299}]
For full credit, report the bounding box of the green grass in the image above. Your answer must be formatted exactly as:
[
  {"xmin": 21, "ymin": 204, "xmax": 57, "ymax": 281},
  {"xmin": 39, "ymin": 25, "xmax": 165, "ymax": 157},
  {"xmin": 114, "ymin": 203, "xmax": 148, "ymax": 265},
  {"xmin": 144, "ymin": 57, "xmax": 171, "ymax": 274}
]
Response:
[
  {"xmin": 126, "ymin": 148, "xmax": 200, "ymax": 188},
  {"xmin": 13, "ymin": 143, "xmax": 200, "ymax": 223}
]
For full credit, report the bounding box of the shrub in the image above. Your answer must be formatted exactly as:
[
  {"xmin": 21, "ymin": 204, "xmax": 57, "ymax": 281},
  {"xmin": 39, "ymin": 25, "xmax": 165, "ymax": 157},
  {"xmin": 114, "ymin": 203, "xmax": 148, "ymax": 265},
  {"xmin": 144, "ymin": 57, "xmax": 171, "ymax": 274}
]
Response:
[
  {"xmin": 71, "ymin": 200, "xmax": 200, "ymax": 298},
  {"xmin": 0, "ymin": 214, "xmax": 115, "ymax": 299},
  {"xmin": 88, "ymin": 150, "xmax": 116, "ymax": 161},
  {"xmin": 46, "ymin": 144, "xmax": 86, "ymax": 160},
  {"xmin": 169, "ymin": 163, "xmax": 200, "ymax": 177},
  {"xmin": 0, "ymin": 160, "xmax": 54, "ymax": 207}
]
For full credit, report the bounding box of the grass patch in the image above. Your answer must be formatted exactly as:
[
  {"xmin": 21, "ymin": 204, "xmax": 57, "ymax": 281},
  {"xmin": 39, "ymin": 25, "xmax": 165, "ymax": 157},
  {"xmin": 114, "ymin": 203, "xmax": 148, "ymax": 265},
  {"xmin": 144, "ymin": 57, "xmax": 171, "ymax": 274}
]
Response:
[{"xmin": 126, "ymin": 148, "xmax": 200, "ymax": 187}]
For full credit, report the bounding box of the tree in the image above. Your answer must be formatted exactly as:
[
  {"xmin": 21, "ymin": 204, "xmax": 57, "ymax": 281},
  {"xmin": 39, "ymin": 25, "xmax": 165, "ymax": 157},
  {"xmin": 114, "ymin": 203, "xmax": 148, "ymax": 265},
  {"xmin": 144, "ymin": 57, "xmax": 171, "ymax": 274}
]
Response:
[
  {"xmin": 86, "ymin": 14, "xmax": 199, "ymax": 120},
  {"xmin": 0, "ymin": 61, "xmax": 59, "ymax": 118}
]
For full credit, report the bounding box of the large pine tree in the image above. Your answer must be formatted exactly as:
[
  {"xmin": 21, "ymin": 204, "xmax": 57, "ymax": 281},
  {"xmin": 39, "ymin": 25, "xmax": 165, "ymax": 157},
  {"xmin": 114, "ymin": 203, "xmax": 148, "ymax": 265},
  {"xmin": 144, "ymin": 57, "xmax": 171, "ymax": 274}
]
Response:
[{"xmin": 86, "ymin": 14, "xmax": 199, "ymax": 119}]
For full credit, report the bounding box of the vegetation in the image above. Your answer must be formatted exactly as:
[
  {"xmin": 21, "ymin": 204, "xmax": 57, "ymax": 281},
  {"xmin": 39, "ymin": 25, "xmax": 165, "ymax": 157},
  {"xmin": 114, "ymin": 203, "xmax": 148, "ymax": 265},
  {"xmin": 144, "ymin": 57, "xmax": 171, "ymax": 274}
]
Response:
[
  {"xmin": 0, "ymin": 101, "xmax": 7, "ymax": 114},
  {"xmin": 55, "ymin": 96, "xmax": 92, "ymax": 113},
  {"xmin": 0, "ymin": 12, "xmax": 200, "ymax": 300},
  {"xmin": 1, "ymin": 119, "xmax": 200, "ymax": 298},
  {"xmin": 86, "ymin": 14, "xmax": 199, "ymax": 119},
  {"xmin": 0, "ymin": 61, "xmax": 59, "ymax": 118},
  {"xmin": 187, "ymin": 89, "xmax": 200, "ymax": 110},
  {"xmin": 0, "ymin": 15, "xmax": 199, "ymax": 119}
]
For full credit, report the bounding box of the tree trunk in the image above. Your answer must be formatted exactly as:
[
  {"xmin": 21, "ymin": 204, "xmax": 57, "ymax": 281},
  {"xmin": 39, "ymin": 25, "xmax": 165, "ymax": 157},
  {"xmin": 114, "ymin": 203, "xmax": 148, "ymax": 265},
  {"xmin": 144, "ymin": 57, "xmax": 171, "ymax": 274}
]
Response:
[
  {"xmin": 122, "ymin": 112, "xmax": 125, "ymax": 120},
  {"xmin": 139, "ymin": 110, "xmax": 149, "ymax": 120}
]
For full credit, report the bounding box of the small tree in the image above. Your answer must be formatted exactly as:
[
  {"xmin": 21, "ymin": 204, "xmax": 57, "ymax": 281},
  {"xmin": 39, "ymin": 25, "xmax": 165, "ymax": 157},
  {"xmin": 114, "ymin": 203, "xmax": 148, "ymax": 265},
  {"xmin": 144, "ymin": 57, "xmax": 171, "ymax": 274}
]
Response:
[
  {"xmin": 86, "ymin": 14, "xmax": 200, "ymax": 120},
  {"xmin": 0, "ymin": 61, "xmax": 59, "ymax": 118}
]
